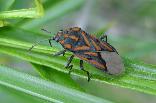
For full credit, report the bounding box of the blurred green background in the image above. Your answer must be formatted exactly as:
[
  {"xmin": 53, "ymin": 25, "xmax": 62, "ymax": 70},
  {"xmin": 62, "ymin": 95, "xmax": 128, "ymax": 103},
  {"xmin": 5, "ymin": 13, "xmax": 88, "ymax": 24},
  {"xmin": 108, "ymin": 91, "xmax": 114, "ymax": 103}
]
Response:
[{"xmin": 0, "ymin": 0, "xmax": 156, "ymax": 103}]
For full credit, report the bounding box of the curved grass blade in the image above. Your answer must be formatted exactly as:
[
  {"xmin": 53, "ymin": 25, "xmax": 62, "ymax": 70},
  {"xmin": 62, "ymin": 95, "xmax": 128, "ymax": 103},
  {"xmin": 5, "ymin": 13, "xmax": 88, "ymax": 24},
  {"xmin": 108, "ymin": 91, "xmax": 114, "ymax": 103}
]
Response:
[
  {"xmin": 0, "ymin": 45, "xmax": 156, "ymax": 96},
  {"xmin": 0, "ymin": 65, "xmax": 112, "ymax": 103},
  {"xmin": 31, "ymin": 63, "xmax": 84, "ymax": 91},
  {"xmin": 0, "ymin": 26, "xmax": 156, "ymax": 95},
  {"xmin": 0, "ymin": 0, "xmax": 44, "ymax": 19},
  {"xmin": 0, "ymin": 85, "xmax": 48, "ymax": 103},
  {"xmin": 0, "ymin": 0, "xmax": 15, "ymax": 11},
  {"xmin": 21, "ymin": 0, "xmax": 84, "ymax": 29}
]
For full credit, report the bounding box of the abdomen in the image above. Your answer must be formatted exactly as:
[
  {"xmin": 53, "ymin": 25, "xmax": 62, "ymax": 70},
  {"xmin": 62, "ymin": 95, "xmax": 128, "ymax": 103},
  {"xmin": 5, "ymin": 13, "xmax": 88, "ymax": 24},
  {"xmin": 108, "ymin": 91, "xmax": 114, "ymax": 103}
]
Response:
[{"xmin": 74, "ymin": 52, "xmax": 107, "ymax": 71}]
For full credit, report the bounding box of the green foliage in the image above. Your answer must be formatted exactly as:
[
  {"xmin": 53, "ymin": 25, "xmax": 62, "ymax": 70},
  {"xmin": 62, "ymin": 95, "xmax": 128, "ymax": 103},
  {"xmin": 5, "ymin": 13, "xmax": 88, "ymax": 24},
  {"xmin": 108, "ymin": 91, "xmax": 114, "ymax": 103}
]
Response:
[
  {"xmin": 0, "ymin": 0, "xmax": 156, "ymax": 103},
  {"xmin": 0, "ymin": 0, "xmax": 44, "ymax": 19},
  {"xmin": 31, "ymin": 63, "xmax": 84, "ymax": 91},
  {"xmin": 0, "ymin": 65, "xmax": 111, "ymax": 103},
  {"xmin": 0, "ymin": 0, "xmax": 15, "ymax": 11},
  {"xmin": 0, "ymin": 26, "xmax": 156, "ymax": 96},
  {"xmin": 20, "ymin": 0, "xmax": 84, "ymax": 29}
]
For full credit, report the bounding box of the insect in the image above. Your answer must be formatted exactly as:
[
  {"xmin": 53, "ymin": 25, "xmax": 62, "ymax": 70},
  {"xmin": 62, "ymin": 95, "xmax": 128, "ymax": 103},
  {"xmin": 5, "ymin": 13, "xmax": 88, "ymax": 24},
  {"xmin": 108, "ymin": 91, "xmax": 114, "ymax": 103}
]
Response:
[{"xmin": 29, "ymin": 27, "xmax": 124, "ymax": 81}]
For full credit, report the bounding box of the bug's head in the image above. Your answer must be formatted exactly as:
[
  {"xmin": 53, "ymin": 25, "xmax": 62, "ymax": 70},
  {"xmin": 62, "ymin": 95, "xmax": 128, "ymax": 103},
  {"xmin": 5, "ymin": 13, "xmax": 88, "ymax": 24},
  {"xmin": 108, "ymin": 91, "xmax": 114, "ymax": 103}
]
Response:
[
  {"xmin": 52, "ymin": 27, "xmax": 80, "ymax": 42},
  {"xmin": 52, "ymin": 30, "xmax": 64, "ymax": 42},
  {"xmin": 52, "ymin": 28, "xmax": 72, "ymax": 42}
]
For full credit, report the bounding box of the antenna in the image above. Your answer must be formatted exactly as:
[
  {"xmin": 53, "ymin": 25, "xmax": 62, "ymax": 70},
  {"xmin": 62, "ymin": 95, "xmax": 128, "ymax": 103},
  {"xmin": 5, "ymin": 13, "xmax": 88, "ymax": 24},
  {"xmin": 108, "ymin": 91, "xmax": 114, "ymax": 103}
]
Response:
[
  {"xmin": 28, "ymin": 38, "xmax": 52, "ymax": 51},
  {"xmin": 41, "ymin": 28, "xmax": 52, "ymax": 34},
  {"xmin": 29, "ymin": 28, "xmax": 53, "ymax": 51}
]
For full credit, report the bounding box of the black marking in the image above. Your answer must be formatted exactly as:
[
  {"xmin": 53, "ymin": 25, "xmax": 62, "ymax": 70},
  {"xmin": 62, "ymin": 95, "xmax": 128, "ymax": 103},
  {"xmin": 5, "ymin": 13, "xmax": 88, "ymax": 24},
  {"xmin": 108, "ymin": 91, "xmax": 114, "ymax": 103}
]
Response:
[
  {"xmin": 80, "ymin": 60, "xmax": 91, "ymax": 82},
  {"xmin": 65, "ymin": 55, "xmax": 74, "ymax": 74},
  {"xmin": 99, "ymin": 34, "xmax": 107, "ymax": 42},
  {"xmin": 53, "ymin": 50, "xmax": 66, "ymax": 56}
]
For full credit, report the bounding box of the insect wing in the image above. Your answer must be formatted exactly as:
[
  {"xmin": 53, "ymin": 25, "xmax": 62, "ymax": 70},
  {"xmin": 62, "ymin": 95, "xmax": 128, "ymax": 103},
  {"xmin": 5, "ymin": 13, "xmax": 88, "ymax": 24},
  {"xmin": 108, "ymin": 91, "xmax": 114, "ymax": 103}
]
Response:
[
  {"xmin": 74, "ymin": 53, "xmax": 107, "ymax": 71},
  {"xmin": 100, "ymin": 51, "xmax": 124, "ymax": 75}
]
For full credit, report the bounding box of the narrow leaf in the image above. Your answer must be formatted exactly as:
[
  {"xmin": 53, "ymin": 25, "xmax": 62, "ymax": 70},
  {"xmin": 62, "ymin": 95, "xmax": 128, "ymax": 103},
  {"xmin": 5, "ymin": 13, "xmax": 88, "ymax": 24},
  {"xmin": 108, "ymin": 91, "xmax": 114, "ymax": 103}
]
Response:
[
  {"xmin": 21, "ymin": 0, "xmax": 84, "ymax": 29},
  {"xmin": 0, "ymin": 0, "xmax": 15, "ymax": 11},
  {"xmin": 0, "ymin": 0, "xmax": 44, "ymax": 19},
  {"xmin": 0, "ymin": 65, "xmax": 112, "ymax": 103},
  {"xmin": 0, "ymin": 26, "xmax": 156, "ymax": 96},
  {"xmin": 0, "ymin": 85, "xmax": 48, "ymax": 103},
  {"xmin": 0, "ymin": 45, "xmax": 156, "ymax": 96},
  {"xmin": 31, "ymin": 63, "xmax": 84, "ymax": 91}
]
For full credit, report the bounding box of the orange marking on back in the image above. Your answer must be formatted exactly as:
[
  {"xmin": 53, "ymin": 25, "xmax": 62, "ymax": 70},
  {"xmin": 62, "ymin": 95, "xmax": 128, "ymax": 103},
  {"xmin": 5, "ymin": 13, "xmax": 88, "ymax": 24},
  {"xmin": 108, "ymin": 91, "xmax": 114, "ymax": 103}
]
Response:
[
  {"xmin": 59, "ymin": 40, "xmax": 65, "ymax": 44},
  {"xmin": 90, "ymin": 35, "xmax": 96, "ymax": 39},
  {"xmin": 75, "ymin": 54, "xmax": 88, "ymax": 61},
  {"xmin": 75, "ymin": 54, "xmax": 106, "ymax": 69},
  {"xmin": 74, "ymin": 46, "xmax": 90, "ymax": 51},
  {"xmin": 91, "ymin": 39, "xmax": 101, "ymax": 51},
  {"xmin": 101, "ymin": 42, "xmax": 113, "ymax": 51},
  {"xmin": 69, "ymin": 35, "xmax": 79, "ymax": 41},
  {"xmin": 81, "ymin": 31, "xmax": 91, "ymax": 46},
  {"xmin": 84, "ymin": 52, "xmax": 98, "ymax": 56},
  {"xmin": 64, "ymin": 44, "xmax": 72, "ymax": 49},
  {"xmin": 72, "ymin": 27, "xmax": 81, "ymax": 31},
  {"xmin": 63, "ymin": 34, "xmax": 69, "ymax": 38},
  {"xmin": 89, "ymin": 59, "xmax": 106, "ymax": 69}
]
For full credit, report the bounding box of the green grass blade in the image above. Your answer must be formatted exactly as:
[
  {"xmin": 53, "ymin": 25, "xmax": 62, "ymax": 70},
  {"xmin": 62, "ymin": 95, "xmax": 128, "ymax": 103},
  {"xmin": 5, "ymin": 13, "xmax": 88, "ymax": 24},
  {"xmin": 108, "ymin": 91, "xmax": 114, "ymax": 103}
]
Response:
[
  {"xmin": 0, "ymin": 20, "xmax": 9, "ymax": 27},
  {"xmin": 0, "ymin": 85, "xmax": 48, "ymax": 103},
  {"xmin": 0, "ymin": 8, "xmax": 36, "ymax": 19},
  {"xmin": 0, "ymin": 44, "xmax": 156, "ymax": 96},
  {"xmin": 21, "ymin": 0, "xmax": 84, "ymax": 29},
  {"xmin": 0, "ymin": 0, "xmax": 44, "ymax": 19},
  {"xmin": 0, "ymin": 26, "xmax": 156, "ymax": 96},
  {"xmin": 0, "ymin": 65, "xmax": 112, "ymax": 103},
  {"xmin": 0, "ymin": 0, "xmax": 15, "ymax": 11},
  {"xmin": 0, "ymin": 26, "xmax": 84, "ymax": 92},
  {"xmin": 31, "ymin": 63, "xmax": 84, "ymax": 91}
]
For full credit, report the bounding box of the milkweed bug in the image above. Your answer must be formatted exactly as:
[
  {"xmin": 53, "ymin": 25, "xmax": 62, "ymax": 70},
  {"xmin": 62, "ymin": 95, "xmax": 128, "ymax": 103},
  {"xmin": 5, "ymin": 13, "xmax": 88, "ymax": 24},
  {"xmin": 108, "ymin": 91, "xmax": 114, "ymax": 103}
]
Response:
[{"xmin": 29, "ymin": 27, "xmax": 124, "ymax": 81}]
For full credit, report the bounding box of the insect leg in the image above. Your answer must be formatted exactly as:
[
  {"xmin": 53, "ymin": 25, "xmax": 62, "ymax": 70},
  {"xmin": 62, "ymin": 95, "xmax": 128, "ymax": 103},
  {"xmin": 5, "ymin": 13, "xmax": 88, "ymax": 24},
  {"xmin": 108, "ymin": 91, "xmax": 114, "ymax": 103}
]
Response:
[
  {"xmin": 99, "ymin": 35, "xmax": 107, "ymax": 42},
  {"xmin": 53, "ymin": 50, "xmax": 66, "ymax": 56},
  {"xmin": 65, "ymin": 55, "xmax": 74, "ymax": 74},
  {"xmin": 80, "ymin": 60, "xmax": 91, "ymax": 82},
  {"xmin": 48, "ymin": 39, "xmax": 53, "ymax": 47}
]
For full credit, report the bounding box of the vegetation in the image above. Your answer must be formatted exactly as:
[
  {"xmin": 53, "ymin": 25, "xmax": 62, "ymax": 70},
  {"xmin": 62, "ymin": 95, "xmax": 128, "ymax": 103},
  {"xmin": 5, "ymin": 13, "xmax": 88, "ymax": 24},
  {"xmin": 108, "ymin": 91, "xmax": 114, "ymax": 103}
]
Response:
[{"xmin": 0, "ymin": 0, "xmax": 156, "ymax": 103}]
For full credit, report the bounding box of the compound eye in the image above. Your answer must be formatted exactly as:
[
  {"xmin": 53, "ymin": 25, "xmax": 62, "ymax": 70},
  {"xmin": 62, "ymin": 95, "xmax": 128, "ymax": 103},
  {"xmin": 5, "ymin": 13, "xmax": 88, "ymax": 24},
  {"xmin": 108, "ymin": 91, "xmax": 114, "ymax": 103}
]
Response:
[
  {"xmin": 57, "ymin": 30, "xmax": 63, "ymax": 34},
  {"xmin": 58, "ymin": 30, "xmax": 63, "ymax": 34},
  {"xmin": 59, "ymin": 30, "xmax": 63, "ymax": 32}
]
